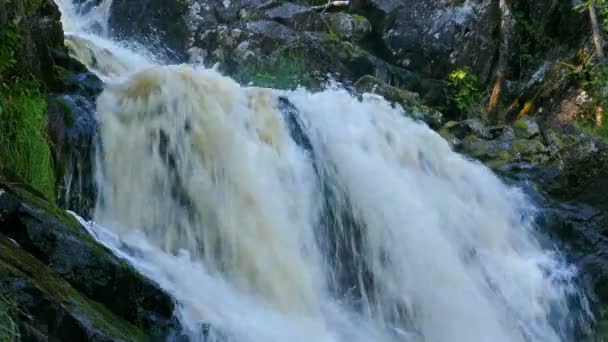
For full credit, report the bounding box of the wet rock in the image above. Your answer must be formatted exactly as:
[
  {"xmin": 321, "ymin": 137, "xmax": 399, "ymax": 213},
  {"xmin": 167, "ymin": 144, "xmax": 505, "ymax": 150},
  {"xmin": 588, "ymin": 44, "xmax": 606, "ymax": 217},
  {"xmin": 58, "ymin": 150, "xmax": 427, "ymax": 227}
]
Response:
[
  {"xmin": 440, "ymin": 118, "xmax": 492, "ymax": 141},
  {"xmin": 0, "ymin": 177, "xmax": 179, "ymax": 340},
  {"xmin": 350, "ymin": 0, "xmax": 499, "ymax": 83},
  {"xmin": 47, "ymin": 86, "xmax": 100, "ymax": 219},
  {"xmin": 194, "ymin": 20, "xmax": 414, "ymax": 89},
  {"xmin": 263, "ymin": 2, "xmax": 325, "ymax": 31},
  {"xmin": 461, "ymin": 135, "xmax": 549, "ymax": 168},
  {"xmin": 326, "ymin": 13, "xmax": 372, "ymax": 42},
  {"xmin": 540, "ymin": 135, "xmax": 608, "ymax": 211},
  {"xmin": 0, "ymin": 0, "xmax": 75, "ymax": 91},
  {"xmin": 0, "ymin": 235, "xmax": 145, "ymax": 342},
  {"xmin": 109, "ymin": 0, "xmax": 191, "ymax": 61},
  {"xmin": 354, "ymin": 75, "xmax": 442, "ymax": 128},
  {"xmin": 513, "ymin": 116, "xmax": 541, "ymax": 139}
]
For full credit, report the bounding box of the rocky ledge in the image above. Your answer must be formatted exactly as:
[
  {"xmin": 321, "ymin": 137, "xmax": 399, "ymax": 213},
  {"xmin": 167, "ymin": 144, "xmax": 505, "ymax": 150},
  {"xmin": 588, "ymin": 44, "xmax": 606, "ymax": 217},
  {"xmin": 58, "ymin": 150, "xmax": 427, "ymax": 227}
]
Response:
[{"xmin": 0, "ymin": 169, "xmax": 180, "ymax": 341}]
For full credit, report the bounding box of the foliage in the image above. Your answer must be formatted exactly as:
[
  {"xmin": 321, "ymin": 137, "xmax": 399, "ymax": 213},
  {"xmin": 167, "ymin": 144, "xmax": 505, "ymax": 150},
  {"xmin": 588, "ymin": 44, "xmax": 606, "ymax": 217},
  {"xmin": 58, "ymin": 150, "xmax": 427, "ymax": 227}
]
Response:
[
  {"xmin": 0, "ymin": 294, "xmax": 18, "ymax": 342},
  {"xmin": 0, "ymin": 77, "xmax": 55, "ymax": 200},
  {"xmin": 0, "ymin": 3, "xmax": 56, "ymax": 200},
  {"xmin": 575, "ymin": 0, "xmax": 608, "ymax": 32},
  {"xmin": 446, "ymin": 67, "xmax": 484, "ymax": 117},
  {"xmin": 0, "ymin": 23, "xmax": 18, "ymax": 76}
]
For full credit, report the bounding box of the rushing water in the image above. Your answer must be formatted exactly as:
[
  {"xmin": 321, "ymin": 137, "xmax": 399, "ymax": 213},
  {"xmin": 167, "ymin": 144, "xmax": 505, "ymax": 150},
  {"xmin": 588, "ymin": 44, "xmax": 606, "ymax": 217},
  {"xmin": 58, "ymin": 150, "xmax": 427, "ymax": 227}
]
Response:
[{"xmin": 57, "ymin": 1, "xmax": 592, "ymax": 341}]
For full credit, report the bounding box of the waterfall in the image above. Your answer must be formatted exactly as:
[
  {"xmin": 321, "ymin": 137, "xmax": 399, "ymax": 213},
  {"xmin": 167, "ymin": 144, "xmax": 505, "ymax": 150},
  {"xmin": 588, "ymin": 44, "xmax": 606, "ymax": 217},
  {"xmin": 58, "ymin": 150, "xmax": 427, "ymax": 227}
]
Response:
[{"xmin": 56, "ymin": 1, "xmax": 591, "ymax": 341}]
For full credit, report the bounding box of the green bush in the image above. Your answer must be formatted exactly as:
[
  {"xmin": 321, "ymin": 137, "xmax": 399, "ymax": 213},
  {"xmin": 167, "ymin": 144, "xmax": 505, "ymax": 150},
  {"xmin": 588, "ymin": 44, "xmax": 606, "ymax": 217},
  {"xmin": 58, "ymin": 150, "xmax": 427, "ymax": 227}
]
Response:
[
  {"xmin": 446, "ymin": 67, "xmax": 484, "ymax": 117},
  {"xmin": 0, "ymin": 77, "xmax": 55, "ymax": 200}
]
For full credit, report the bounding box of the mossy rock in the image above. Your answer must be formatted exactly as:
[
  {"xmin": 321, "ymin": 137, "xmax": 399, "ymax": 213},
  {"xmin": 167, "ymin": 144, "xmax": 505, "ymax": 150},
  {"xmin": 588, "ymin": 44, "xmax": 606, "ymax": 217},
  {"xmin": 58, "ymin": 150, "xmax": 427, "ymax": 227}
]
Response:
[
  {"xmin": 459, "ymin": 134, "xmax": 549, "ymax": 168},
  {"xmin": 0, "ymin": 235, "xmax": 145, "ymax": 341},
  {"xmin": 325, "ymin": 13, "xmax": 372, "ymax": 42},
  {"xmin": 0, "ymin": 175, "xmax": 180, "ymax": 340},
  {"xmin": 354, "ymin": 75, "xmax": 443, "ymax": 128},
  {"xmin": 513, "ymin": 116, "xmax": 540, "ymax": 139}
]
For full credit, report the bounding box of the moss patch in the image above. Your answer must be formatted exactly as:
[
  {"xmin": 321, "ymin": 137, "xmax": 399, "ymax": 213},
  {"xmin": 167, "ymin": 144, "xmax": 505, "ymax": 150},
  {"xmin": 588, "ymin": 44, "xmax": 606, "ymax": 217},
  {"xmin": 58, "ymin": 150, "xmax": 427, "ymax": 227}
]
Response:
[
  {"xmin": 0, "ymin": 79, "xmax": 55, "ymax": 200},
  {"xmin": 243, "ymin": 49, "xmax": 314, "ymax": 89},
  {"xmin": 0, "ymin": 235, "xmax": 145, "ymax": 341}
]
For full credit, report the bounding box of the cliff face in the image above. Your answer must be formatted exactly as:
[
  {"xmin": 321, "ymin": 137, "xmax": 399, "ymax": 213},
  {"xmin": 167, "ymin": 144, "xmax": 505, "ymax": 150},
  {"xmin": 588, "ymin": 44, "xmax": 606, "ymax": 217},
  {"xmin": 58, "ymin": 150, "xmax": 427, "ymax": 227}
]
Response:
[{"xmin": 0, "ymin": 2, "xmax": 178, "ymax": 341}]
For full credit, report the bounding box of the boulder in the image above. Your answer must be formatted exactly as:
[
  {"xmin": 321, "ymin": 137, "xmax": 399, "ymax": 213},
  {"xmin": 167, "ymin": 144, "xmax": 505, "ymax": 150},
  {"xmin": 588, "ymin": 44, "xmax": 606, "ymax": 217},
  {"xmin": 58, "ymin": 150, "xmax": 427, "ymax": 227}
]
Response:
[
  {"xmin": 0, "ymin": 174, "xmax": 180, "ymax": 340},
  {"xmin": 193, "ymin": 20, "xmax": 415, "ymax": 89},
  {"xmin": 354, "ymin": 75, "xmax": 442, "ymax": 128},
  {"xmin": 350, "ymin": 0, "xmax": 499, "ymax": 83},
  {"xmin": 513, "ymin": 116, "xmax": 541, "ymax": 139},
  {"xmin": 326, "ymin": 13, "xmax": 372, "ymax": 41},
  {"xmin": 109, "ymin": 0, "xmax": 191, "ymax": 61},
  {"xmin": 0, "ymin": 235, "xmax": 145, "ymax": 342},
  {"xmin": 262, "ymin": 2, "xmax": 326, "ymax": 32}
]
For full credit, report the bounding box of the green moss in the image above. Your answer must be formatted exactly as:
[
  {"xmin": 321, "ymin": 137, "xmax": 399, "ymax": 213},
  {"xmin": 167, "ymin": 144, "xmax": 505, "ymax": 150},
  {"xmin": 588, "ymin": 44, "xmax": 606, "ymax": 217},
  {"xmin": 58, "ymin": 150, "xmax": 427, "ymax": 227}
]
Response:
[
  {"xmin": 0, "ymin": 78, "xmax": 56, "ymax": 201},
  {"xmin": 351, "ymin": 14, "xmax": 367, "ymax": 24},
  {"xmin": 0, "ymin": 236, "xmax": 145, "ymax": 341},
  {"xmin": 513, "ymin": 118, "xmax": 529, "ymax": 131},
  {"xmin": 325, "ymin": 31, "xmax": 340, "ymax": 42},
  {"xmin": 244, "ymin": 49, "xmax": 313, "ymax": 89},
  {"xmin": 499, "ymin": 151, "xmax": 512, "ymax": 160},
  {"xmin": 0, "ymin": 1, "xmax": 58, "ymax": 201}
]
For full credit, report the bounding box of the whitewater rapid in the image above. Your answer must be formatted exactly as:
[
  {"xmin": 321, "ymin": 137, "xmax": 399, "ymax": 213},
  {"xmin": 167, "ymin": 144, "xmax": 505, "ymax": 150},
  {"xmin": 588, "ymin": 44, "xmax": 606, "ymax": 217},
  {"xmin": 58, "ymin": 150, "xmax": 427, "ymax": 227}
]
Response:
[{"xmin": 57, "ymin": 1, "xmax": 592, "ymax": 341}]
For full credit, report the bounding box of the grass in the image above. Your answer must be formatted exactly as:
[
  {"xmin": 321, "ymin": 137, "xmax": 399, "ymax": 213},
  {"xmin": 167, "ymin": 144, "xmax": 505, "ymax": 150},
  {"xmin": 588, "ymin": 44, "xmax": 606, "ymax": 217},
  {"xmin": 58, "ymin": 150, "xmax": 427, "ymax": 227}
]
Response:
[
  {"xmin": 576, "ymin": 121, "xmax": 608, "ymax": 142},
  {"xmin": 0, "ymin": 77, "xmax": 55, "ymax": 200},
  {"xmin": 0, "ymin": 294, "xmax": 18, "ymax": 342}
]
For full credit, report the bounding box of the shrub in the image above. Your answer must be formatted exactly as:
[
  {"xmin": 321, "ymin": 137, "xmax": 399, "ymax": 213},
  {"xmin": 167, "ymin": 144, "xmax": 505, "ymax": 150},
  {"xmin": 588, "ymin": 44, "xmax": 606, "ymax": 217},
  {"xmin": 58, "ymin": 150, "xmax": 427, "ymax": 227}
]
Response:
[{"xmin": 446, "ymin": 67, "xmax": 484, "ymax": 117}]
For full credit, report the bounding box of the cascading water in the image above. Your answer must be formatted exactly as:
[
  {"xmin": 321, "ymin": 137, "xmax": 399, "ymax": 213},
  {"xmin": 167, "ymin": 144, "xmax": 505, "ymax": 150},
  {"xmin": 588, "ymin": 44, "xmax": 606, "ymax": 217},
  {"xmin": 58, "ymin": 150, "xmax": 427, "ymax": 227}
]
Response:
[{"xmin": 57, "ymin": 0, "xmax": 592, "ymax": 341}]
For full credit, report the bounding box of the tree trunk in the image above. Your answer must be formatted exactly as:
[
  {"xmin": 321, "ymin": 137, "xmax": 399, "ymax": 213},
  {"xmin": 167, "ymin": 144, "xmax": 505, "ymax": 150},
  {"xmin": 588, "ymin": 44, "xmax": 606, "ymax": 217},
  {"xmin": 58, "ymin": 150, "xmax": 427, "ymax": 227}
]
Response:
[
  {"xmin": 589, "ymin": 0, "xmax": 606, "ymax": 60},
  {"xmin": 487, "ymin": 0, "xmax": 514, "ymax": 123},
  {"xmin": 596, "ymin": 105, "xmax": 604, "ymax": 127}
]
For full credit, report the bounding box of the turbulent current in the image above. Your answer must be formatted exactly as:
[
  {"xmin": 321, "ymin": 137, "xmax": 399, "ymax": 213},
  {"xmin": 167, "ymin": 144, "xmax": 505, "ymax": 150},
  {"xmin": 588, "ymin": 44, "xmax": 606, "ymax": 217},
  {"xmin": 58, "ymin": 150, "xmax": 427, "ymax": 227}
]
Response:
[{"xmin": 57, "ymin": 1, "xmax": 592, "ymax": 341}]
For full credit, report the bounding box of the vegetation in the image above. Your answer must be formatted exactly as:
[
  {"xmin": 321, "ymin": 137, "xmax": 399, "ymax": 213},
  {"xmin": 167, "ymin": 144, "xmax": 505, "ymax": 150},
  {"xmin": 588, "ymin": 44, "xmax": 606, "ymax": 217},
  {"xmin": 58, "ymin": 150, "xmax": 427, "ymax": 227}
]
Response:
[
  {"xmin": 0, "ymin": 294, "xmax": 18, "ymax": 342},
  {"xmin": 446, "ymin": 67, "xmax": 484, "ymax": 118},
  {"xmin": 0, "ymin": 12, "xmax": 55, "ymax": 200},
  {"xmin": 0, "ymin": 79, "xmax": 55, "ymax": 200}
]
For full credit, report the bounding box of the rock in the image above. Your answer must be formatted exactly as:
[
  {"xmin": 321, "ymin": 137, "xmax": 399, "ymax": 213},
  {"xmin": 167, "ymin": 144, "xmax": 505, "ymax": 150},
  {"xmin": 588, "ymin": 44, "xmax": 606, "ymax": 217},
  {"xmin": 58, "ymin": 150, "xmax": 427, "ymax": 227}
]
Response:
[
  {"xmin": 47, "ymin": 93, "xmax": 98, "ymax": 219},
  {"xmin": 440, "ymin": 118, "xmax": 492, "ymax": 141},
  {"xmin": 263, "ymin": 2, "xmax": 325, "ymax": 32},
  {"xmin": 326, "ymin": 13, "xmax": 372, "ymax": 41},
  {"xmin": 513, "ymin": 116, "xmax": 541, "ymax": 139},
  {"xmin": 194, "ymin": 20, "xmax": 414, "ymax": 89},
  {"xmin": 540, "ymin": 135, "xmax": 608, "ymax": 211},
  {"xmin": 0, "ymin": 0, "xmax": 74, "ymax": 91},
  {"xmin": 350, "ymin": 0, "xmax": 499, "ymax": 83},
  {"xmin": 109, "ymin": 0, "xmax": 191, "ymax": 60},
  {"xmin": 0, "ymin": 235, "xmax": 145, "ymax": 342},
  {"xmin": 46, "ymin": 63, "xmax": 103, "ymax": 219},
  {"xmin": 354, "ymin": 75, "xmax": 442, "ymax": 128},
  {"xmin": 0, "ymin": 175, "xmax": 180, "ymax": 340},
  {"xmin": 1, "ymin": 0, "xmax": 104, "ymax": 215}
]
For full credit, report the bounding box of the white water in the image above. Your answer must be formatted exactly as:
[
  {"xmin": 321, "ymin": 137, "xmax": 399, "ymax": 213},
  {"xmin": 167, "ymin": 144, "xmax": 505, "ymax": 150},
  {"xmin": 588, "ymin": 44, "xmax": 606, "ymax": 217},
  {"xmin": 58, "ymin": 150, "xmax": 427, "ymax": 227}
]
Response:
[{"xmin": 57, "ymin": 1, "xmax": 591, "ymax": 341}]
